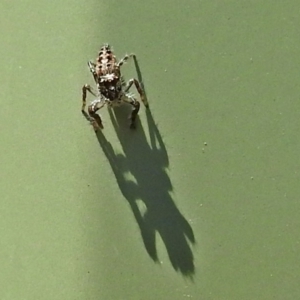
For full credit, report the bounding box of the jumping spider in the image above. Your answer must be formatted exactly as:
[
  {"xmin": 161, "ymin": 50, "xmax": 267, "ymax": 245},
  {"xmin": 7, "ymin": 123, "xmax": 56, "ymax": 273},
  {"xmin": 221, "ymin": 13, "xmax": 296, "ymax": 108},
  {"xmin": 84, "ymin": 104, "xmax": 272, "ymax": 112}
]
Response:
[{"xmin": 81, "ymin": 43, "xmax": 148, "ymax": 131}]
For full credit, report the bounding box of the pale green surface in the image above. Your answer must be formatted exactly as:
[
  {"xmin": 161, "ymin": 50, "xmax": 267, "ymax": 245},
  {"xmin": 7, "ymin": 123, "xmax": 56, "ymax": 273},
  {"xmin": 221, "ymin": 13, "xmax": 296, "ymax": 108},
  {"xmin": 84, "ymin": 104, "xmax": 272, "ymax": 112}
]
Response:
[{"xmin": 1, "ymin": 0, "xmax": 300, "ymax": 299}]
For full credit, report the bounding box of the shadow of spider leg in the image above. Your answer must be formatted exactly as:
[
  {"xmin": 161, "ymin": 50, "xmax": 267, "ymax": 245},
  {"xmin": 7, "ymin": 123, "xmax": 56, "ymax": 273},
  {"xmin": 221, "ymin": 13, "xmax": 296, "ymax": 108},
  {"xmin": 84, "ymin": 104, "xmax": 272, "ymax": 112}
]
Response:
[
  {"xmin": 81, "ymin": 84, "xmax": 104, "ymax": 131},
  {"xmin": 125, "ymin": 78, "xmax": 149, "ymax": 108},
  {"xmin": 123, "ymin": 94, "xmax": 140, "ymax": 129}
]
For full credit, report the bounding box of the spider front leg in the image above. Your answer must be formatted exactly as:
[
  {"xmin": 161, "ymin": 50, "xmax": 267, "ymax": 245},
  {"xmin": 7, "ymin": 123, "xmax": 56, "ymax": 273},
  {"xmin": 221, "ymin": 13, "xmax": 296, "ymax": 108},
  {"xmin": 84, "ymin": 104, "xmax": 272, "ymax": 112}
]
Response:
[
  {"xmin": 123, "ymin": 94, "xmax": 140, "ymax": 129},
  {"xmin": 87, "ymin": 99, "xmax": 106, "ymax": 131},
  {"xmin": 81, "ymin": 84, "xmax": 104, "ymax": 131},
  {"xmin": 82, "ymin": 84, "xmax": 97, "ymax": 113},
  {"xmin": 125, "ymin": 78, "xmax": 148, "ymax": 108},
  {"xmin": 88, "ymin": 61, "xmax": 97, "ymax": 82}
]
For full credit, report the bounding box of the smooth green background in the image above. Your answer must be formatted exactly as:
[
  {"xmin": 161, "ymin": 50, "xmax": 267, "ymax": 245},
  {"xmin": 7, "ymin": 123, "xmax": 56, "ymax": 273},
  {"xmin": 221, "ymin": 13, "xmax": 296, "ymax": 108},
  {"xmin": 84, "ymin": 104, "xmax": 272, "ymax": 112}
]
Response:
[{"xmin": 1, "ymin": 1, "xmax": 300, "ymax": 299}]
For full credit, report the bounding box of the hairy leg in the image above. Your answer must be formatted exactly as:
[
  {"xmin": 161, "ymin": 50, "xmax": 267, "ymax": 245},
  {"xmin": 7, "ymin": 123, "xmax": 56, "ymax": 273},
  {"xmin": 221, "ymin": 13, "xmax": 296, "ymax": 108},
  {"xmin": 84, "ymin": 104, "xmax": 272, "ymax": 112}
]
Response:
[{"xmin": 125, "ymin": 78, "xmax": 148, "ymax": 108}]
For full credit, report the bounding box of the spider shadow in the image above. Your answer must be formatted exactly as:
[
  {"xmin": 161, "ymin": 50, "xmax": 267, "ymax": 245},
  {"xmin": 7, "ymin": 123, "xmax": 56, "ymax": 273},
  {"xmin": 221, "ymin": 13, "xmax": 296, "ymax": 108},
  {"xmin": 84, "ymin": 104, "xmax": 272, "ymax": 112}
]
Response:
[{"xmin": 95, "ymin": 106, "xmax": 196, "ymax": 277}]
